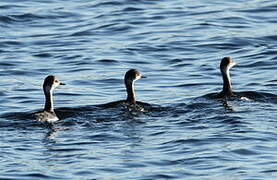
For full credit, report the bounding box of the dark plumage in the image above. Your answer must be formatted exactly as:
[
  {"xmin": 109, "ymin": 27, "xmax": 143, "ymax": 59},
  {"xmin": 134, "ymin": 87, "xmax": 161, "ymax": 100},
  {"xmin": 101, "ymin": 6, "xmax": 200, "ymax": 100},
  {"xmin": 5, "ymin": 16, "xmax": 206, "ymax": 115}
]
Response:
[
  {"xmin": 35, "ymin": 75, "xmax": 65, "ymax": 122},
  {"xmin": 217, "ymin": 57, "xmax": 236, "ymax": 98}
]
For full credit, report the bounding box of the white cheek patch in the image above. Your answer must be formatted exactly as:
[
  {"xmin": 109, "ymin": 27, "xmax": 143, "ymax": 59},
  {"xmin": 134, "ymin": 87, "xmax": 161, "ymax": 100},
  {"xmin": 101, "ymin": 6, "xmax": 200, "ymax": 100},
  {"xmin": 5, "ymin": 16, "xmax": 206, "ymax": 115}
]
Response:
[
  {"xmin": 229, "ymin": 62, "xmax": 236, "ymax": 69},
  {"xmin": 225, "ymin": 62, "xmax": 235, "ymax": 73},
  {"xmin": 135, "ymin": 75, "xmax": 141, "ymax": 81},
  {"xmin": 53, "ymin": 82, "xmax": 59, "ymax": 88}
]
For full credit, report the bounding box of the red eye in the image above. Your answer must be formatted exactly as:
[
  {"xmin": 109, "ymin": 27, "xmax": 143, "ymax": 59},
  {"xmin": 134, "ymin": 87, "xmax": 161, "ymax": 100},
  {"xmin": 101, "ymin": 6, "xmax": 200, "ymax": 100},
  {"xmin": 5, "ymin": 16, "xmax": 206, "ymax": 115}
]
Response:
[{"xmin": 55, "ymin": 80, "xmax": 59, "ymax": 83}]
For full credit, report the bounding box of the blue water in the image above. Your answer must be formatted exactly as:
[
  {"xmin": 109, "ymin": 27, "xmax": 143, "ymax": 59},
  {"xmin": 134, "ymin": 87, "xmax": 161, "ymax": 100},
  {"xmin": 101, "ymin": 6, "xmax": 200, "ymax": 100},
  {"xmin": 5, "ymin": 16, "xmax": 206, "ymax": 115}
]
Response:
[{"xmin": 1, "ymin": 0, "xmax": 277, "ymax": 179}]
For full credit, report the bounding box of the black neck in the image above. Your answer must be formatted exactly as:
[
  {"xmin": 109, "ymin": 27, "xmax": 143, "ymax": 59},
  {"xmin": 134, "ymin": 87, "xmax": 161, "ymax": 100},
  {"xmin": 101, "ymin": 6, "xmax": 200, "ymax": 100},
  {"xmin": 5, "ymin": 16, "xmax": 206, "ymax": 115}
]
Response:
[
  {"xmin": 125, "ymin": 79, "xmax": 136, "ymax": 104},
  {"xmin": 44, "ymin": 90, "xmax": 54, "ymax": 112},
  {"xmin": 221, "ymin": 69, "xmax": 233, "ymax": 96}
]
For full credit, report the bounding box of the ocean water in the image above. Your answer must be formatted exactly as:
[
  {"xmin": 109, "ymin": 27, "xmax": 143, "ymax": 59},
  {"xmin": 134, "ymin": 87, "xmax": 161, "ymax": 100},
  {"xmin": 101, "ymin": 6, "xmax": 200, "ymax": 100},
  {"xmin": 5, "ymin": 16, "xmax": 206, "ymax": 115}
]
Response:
[{"xmin": 1, "ymin": 0, "xmax": 277, "ymax": 179}]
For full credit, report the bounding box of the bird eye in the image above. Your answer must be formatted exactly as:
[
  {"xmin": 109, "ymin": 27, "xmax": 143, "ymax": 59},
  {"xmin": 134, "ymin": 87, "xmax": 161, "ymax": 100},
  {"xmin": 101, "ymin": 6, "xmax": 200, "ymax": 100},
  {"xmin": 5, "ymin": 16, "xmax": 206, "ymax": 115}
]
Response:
[{"xmin": 54, "ymin": 80, "xmax": 59, "ymax": 83}]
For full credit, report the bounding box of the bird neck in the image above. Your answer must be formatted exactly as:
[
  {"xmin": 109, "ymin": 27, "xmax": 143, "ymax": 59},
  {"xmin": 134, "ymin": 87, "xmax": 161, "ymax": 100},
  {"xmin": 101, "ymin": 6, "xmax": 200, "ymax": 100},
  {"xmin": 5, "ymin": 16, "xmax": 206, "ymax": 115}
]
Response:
[
  {"xmin": 221, "ymin": 68, "xmax": 233, "ymax": 96},
  {"xmin": 125, "ymin": 79, "xmax": 136, "ymax": 104},
  {"xmin": 44, "ymin": 88, "xmax": 54, "ymax": 112}
]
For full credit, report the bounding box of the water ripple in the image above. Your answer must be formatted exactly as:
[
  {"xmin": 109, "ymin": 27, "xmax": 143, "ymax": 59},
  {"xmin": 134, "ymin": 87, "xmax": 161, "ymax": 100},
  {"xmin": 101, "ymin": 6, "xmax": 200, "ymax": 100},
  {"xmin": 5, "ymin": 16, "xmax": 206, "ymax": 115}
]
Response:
[{"xmin": 1, "ymin": 0, "xmax": 277, "ymax": 179}]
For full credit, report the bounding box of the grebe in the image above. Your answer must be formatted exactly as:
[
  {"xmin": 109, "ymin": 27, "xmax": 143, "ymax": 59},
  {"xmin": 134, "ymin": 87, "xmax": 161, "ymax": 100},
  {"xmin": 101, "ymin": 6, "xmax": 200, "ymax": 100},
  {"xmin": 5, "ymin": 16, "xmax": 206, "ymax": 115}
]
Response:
[
  {"xmin": 125, "ymin": 69, "xmax": 146, "ymax": 105},
  {"xmin": 35, "ymin": 75, "xmax": 65, "ymax": 122},
  {"xmin": 103, "ymin": 69, "xmax": 147, "ymax": 108},
  {"xmin": 217, "ymin": 57, "xmax": 236, "ymax": 98}
]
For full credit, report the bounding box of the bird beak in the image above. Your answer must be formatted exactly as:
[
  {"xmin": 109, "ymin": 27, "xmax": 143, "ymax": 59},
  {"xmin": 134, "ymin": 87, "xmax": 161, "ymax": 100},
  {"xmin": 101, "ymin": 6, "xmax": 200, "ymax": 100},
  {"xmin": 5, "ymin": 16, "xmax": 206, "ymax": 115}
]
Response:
[
  {"xmin": 141, "ymin": 75, "xmax": 147, "ymax": 78},
  {"xmin": 60, "ymin": 82, "xmax": 66, "ymax": 85}
]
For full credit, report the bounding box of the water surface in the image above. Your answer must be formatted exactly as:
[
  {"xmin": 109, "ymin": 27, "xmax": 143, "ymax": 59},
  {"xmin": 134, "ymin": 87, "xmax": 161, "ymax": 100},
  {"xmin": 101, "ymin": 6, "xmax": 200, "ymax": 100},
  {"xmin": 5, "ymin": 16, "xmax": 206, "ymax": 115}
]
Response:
[{"xmin": 1, "ymin": 0, "xmax": 277, "ymax": 179}]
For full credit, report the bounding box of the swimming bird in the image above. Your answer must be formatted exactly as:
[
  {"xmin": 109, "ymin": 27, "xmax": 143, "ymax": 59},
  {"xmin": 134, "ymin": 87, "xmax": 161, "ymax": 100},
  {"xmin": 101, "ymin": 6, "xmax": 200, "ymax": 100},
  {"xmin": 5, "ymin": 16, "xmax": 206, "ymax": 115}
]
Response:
[
  {"xmin": 213, "ymin": 57, "xmax": 265, "ymax": 101},
  {"xmin": 102, "ymin": 69, "xmax": 147, "ymax": 109},
  {"xmin": 35, "ymin": 75, "xmax": 65, "ymax": 122},
  {"xmin": 217, "ymin": 57, "xmax": 236, "ymax": 98},
  {"xmin": 125, "ymin": 69, "xmax": 146, "ymax": 105}
]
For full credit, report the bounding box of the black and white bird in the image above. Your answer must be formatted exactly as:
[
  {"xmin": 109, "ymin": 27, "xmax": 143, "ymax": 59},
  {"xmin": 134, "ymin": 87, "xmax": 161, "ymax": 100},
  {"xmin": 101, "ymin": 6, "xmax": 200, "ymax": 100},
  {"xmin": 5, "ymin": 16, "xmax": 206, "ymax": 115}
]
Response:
[{"xmin": 35, "ymin": 75, "xmax": 65, "ymax": 122}]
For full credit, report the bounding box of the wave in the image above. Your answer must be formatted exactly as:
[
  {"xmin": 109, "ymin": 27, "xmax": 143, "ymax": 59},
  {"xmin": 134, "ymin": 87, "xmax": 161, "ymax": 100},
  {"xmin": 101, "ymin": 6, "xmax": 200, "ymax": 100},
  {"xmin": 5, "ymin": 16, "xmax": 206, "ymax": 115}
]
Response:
[
  {"xmin": 202, "ymin": 91, "xmax": 277, "ymax": 104},
  {"xmin": 0, "ymin": 101, "xmax": 168, "ymax": 126}
]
